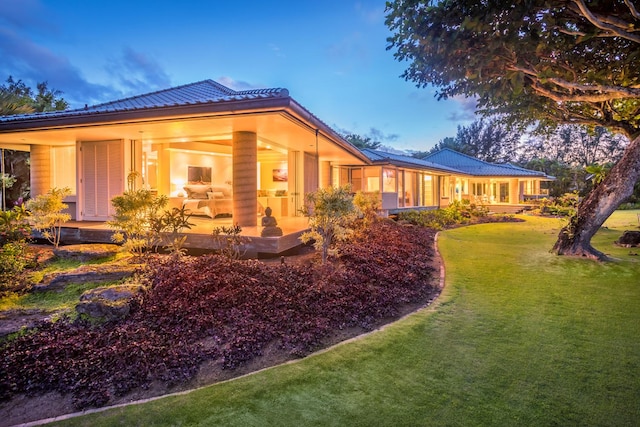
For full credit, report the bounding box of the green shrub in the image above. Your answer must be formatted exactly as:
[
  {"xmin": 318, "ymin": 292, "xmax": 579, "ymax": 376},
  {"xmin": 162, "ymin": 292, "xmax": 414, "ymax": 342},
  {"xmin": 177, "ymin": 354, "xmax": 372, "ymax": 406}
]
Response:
[
  {"xmin": 398, "ymin": 209, "xmax": 457, "ymax": 230},
  {"xmin": 26, "ymin": 187, "xmax": 72, "ymax": 248},
  {"xmin": 353, "ymin": 191, "xmax": 380, "ymax": 227},
  {"xmin": 398, "ymin": 200, "xmax": 489, "ymax": 230},
  {"xmin": 149, "ymin": 205, "xmax": 194, "ymax": 256},
  {"xmin": 617, "ymin": 202, "xmax": 640, "ymax": 210},
  {"xmin": 212, "ymin": 224, "xmax": 251, "ymax": 259},
  {"xmin": 0, "ymin": 205, "xmax": 31, "ymax": 246},
  {"xmin": 299, "ymin": 185, "xmax": 357, "ymax": 263},
  {"xmin": 0, "ymin": 241, "xmax": 32, "ymax": 294},
  {"xmin": 536, "ymin": 192, "xmax": 580, "ymax": 217},
  {"xmin": 109, "ymin": 189, "xmax": 168, "ymax": 256}
]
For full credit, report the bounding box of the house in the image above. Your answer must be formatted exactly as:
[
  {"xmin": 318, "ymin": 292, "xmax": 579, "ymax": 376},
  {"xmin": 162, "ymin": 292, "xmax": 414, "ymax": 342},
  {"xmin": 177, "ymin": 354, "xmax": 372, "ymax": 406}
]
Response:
[
  {"xmin": 341, "ymin": 148, "xmax": 552, "ymax": 213},
  {"xmin": 0, "ymin": 79, "xmax": 552, "ymax": 252},
  {"xmin": 422, "ymin": 148, "xmax": 552, "ymax": 207},
  {"xmin": 0, "ymin": 79, "xmax": 369, "ymax": 229},
  {"xmin": 339, "ymin": 148, "xmax": 461, "ymax": 211}
]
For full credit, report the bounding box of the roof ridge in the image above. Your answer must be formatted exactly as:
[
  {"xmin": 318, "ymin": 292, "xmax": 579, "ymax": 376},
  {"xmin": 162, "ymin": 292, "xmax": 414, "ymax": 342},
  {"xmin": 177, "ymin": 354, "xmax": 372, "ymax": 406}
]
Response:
[
  {"xmin": 75, "ymin": 79, "xmax": 235, "ymax": 111},
  {"xmin": 433, "ymin": 147, "xmax": 494, "ymax": 165},
  {"xmin": 235, "ymin": 87, "xmax": 289, "ymax": 97}
]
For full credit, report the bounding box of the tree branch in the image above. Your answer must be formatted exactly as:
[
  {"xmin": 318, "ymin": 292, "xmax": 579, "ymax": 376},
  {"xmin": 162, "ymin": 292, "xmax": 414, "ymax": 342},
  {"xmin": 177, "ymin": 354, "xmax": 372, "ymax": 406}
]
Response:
[
  {"xmin": 571, "ymin": 0, "xmax": 640, "ymax": 43},
  {"xmin": 625, "ymin": 0, "xmax": 640, "ymax": 20},
  {"xmin": 508, "ymin": 64, "xmax": 640, "ymax": 100},
  {"xmin": 544, "ymin": 77, "xmax": 640, "ymax": 97},
  {"xmin": 530, "ymin": 81, "xmax": 640, "ymax": 103}
]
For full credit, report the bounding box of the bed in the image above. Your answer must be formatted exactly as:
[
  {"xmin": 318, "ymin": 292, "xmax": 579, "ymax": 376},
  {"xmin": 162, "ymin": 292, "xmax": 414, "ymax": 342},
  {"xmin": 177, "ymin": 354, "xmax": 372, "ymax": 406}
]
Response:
[{"xmin": 182, "ymin": 184, "xmax": 233, "ymax": 218}]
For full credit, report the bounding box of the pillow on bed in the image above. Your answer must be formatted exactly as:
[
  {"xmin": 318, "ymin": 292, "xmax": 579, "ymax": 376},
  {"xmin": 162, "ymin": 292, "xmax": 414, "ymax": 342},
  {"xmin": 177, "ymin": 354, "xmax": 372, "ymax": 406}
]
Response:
[
  {"xmin": 207, "ymin": 191, "xmax": 226, "ymax": 199},
  {"xmin": 211, "ymin": 186, "xmax": 232, "ymax": 197},
  {"xmin": 184, "ymin": 185, "xmax": 212, "ymax": 199}
]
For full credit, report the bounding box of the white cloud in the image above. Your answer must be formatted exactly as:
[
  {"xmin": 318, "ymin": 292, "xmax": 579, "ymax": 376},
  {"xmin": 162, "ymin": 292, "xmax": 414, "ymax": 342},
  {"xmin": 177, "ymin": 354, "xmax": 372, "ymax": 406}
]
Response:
[
  {"xmin": 216, "ymin": 76, "xmax": 261, "ymax": 91},
  {"xmin": 105, "ymin": 47, "xmax": 172, "ymax": 95}
]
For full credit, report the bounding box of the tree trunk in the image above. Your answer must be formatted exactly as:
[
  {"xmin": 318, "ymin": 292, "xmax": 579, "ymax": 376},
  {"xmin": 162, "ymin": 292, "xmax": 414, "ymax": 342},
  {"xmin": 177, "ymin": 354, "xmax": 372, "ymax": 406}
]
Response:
[{"xmin": 552, "ymin": 134, "xmax": 640, "ymax": 260}]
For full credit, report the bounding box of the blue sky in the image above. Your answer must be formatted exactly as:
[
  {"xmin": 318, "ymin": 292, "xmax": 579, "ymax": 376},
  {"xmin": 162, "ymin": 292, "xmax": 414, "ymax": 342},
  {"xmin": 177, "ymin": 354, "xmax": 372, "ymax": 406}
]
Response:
[{"xmin": 0, "ymin": 0, "xmax": 477, "ymax": 152}]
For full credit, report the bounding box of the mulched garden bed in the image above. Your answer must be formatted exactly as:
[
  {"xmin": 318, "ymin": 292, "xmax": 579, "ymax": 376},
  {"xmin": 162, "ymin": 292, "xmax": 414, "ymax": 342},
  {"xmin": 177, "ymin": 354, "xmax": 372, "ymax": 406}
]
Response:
[{"xmin": 0, "ymin": 219, "xmax": 441, "ymax": 425}]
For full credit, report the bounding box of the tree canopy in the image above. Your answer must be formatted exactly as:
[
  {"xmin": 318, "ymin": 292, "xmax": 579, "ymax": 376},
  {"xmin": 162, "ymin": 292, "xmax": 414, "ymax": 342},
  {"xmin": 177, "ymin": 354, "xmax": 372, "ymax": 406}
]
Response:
[
  {"xmin": 342, "ymin": 133, "xmax": 382, "ymax": 150},
  {"xmin": 414, "ymin": 118, "xmax": 522, "ymax": 163},
  {"xmin": 0, "ymin": 76, "xmax": 68, "ymax": 115},
  {"xmin": 386, "ymin": 0, "xmax": 640, "ymax": 138},
  {"xmin": 1, "ymin": 77, "xmax": 69, "ymax": 208}
]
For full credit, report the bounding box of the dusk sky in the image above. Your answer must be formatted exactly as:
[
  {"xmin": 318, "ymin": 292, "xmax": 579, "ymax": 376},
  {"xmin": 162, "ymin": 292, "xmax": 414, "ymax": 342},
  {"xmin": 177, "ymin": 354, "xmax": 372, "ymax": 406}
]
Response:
[{"xmin": 0, "ymin": 0, "xmax": 477, "ymax": 152}]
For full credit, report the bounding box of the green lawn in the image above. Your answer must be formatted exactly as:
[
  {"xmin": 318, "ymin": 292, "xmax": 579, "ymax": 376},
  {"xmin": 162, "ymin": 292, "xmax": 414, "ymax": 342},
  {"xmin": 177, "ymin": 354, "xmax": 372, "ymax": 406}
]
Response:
[{"xmin": 53, "ymin": 212, "xmax": 640, "ymax": 426}]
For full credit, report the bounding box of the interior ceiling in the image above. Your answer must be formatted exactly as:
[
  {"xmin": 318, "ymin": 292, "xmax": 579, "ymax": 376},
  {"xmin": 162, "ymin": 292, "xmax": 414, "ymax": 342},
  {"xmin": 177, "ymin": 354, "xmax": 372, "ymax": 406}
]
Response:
[{"xmin": 0, "ymin": 111, "xmax": 364, "ymax": 165}]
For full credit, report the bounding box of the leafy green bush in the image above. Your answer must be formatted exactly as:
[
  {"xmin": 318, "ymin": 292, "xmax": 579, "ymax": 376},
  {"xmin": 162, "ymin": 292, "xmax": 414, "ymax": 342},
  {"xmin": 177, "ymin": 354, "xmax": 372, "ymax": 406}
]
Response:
[
  {"xmin": 0, "ymin": 205, "xmax": 31, "ymax": 246},
  {"xmin": 353, "ymin": 191, "xmax": 380, "ymax": 227},
  {"xmin": 149, "ymin": 206, "xmax": 194, "ymax": 255},
  {"xmin": 211, "ymin": 224, "xmax": 251, "ymax": 259},
  {"xmin": 26, "ymin": 187, "xmax": 72, "ymax": 248},
  {"xmin": 535, "ymin": 192, "xmax": 580, "ymax": 217},
  {"xmin": 109, "ymin": 189, "xmax": 168, "ymax": 256},
  {"xmin": 0, "ymin": 241, "xmax": 32, "ymax": 294},
  {"xmin": 398, "ymin": 199, "xmax": 489, "ymax": 230},
  {"xmin": 0, "ymin": 206, "xmax": 33, "ymax": 294},
  {"xmin": 299, "ymin": 185, "xmax": 357, "ymax": 263},
  {"xmin": 617, "ymin": 202, "xmax": 640, "ymax": 210},
  {"xmin": 398, "ymin": 209, "xmax": 455, "ymax": 230}
]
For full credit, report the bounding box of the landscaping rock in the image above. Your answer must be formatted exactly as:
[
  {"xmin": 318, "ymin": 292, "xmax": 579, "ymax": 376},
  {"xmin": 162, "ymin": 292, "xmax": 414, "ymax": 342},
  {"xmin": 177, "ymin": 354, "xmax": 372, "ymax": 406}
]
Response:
[
  {"xmin": 0, "ymin": 309, "xmax": 53, "ymax": 337},
  {"xmin": 615, "ymin": 230, "xmax": 640, "ymax": 247},
  {"xmin": 75, "ymin": 284, "xmax": 146, "ymax": 322},
  {"xmin": 54, "ymin": 243, "xmax": 121, "ymax": 262},
  {"xmin": 36, "ymin": 264, "xmax": 138, "ymax": 291}
]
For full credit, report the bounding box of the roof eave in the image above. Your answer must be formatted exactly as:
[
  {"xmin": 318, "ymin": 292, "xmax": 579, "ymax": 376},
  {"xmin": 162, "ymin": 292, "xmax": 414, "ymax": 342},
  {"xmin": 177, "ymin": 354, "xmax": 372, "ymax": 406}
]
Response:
[
  {"xmin": 368, "ymin": 158, "xmax": 457, "ymax": 175},
  {"xmin": 0, "ymin": 96, "xmax": 294, "ymax": 133},
  {"xmin": 286, "ymin": 100, "xmax": 370, "ymax": 164}
]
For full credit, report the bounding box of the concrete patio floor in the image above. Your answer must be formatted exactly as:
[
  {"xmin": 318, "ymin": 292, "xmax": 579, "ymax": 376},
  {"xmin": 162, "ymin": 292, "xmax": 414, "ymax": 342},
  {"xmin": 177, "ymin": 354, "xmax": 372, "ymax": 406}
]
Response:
[{"xmin": 58, "ymin": 215, "xmax": 311, "ymax": 257}]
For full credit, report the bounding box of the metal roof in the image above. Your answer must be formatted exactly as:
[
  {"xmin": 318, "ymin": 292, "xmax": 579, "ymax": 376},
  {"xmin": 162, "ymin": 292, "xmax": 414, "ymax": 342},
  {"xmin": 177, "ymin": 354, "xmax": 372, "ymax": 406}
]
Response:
[
  {"xmin": 0, "ymin": 79, "xmax": 290, "ymax": 123},
  {"xmin": 422, "ymin": 148, "xmax": 548, "ymax": 177},
  {"xmin": 360, "ymin": 149, "xmax": 462, "ymax": 174}
]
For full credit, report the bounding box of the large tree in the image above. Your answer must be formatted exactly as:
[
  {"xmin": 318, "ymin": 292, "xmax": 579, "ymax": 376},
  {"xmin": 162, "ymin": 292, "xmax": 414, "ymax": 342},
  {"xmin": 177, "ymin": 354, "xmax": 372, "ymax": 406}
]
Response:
[
  {"xmin": 342, "ymin": 133, "xmax": 382, "ymax": 150},
  {"xmin": 386, "ymin": 0, "xmax": 640, "ymax": 260},
  {"xmin": 521, "ymin": 125, "xmax": 628, "ymax": 167},
  {"xmin": 415, "ymin": 118, "xmax": 521, "ymax": 162}
]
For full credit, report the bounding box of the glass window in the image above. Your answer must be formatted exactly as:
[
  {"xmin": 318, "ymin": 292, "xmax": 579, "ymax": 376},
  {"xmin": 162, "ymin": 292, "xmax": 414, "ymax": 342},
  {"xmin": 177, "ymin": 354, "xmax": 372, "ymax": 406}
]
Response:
[
  {"xmin": 51, "ymin": 146, "xmax": 76, "ymax": 193},
  {"xmin": 382, "ymin": 168, "xmax": 396, "ymax": 193},
  {"xmin": 405, "ymin": 171, "xmax": 416, "ymax": 207},
  {"xmin": 364, "ymin": 167, "xmax": 380, "ymax": 192},
  {"xmin": 331, "ymin": 166, "xmax": 340, "ymax": 188},
  {"xmin": 351, "ymin": 168, "xmax": 362, "ymax": 192},
  {"xmin": 423, "ymin": 174, "xmax": 434, "ymax": 205}
]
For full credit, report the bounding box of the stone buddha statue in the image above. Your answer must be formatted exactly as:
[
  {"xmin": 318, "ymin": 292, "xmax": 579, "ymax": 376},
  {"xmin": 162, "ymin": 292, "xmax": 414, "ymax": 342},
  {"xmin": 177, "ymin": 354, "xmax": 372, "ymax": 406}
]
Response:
[{"xmin": 261, "ymin": 207, "xmax": 283, "ymax": 237}]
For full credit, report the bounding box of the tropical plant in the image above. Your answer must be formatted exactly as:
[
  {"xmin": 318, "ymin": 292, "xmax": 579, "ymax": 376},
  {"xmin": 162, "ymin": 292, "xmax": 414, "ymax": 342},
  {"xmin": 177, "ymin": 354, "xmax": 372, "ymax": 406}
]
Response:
[
  {"xmin": 385, "ymin": 1, "xmax": 640, "ymax": 260},
  {"xmin": 108, "ymin": 189, "xmax": 168, "ymax": 256},
  {"xmin": 149, "ymin": 205, "xmax": 195, "ymax": 256},
  {"xmin": 0, "ymin": 241, "xmax": 32, "ymax": 293},
  {"xmin": 299, "ymin": 185, "xmax": 357, "ymax": 263},
  {"xmin": 0, "ymin": 205, "xmax": 32, "ymax": 293},
  {"xmin": 211, "ymin": 224, "xmax": 251, "ymax": 259},
  {"xmin": 353, "ymin": 190, "xmax": 380, "ymax": 228},
  {"xmin": 0, "ymin": 77, "xmax": 68, "ymax": 114},
  {"xmin": 26, "ymin": 187, "xmax": 71, "ymax": 248},
  {"xmin": 0, "ymin": 205, "xmax": 31, "ymax": 246}
]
